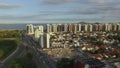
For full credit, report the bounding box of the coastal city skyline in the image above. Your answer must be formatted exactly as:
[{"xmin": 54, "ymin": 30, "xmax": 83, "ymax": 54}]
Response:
[
  {"xmin": 0, "ymin": 0, "xmax": 120, "ymax": 23},
  {"xmin": 25, "ymin": 23, "xmax": 120, "ymax": 68},
  {"xmin": 0, "ymin": 0, "xmax": 120, "ymax": 68}
]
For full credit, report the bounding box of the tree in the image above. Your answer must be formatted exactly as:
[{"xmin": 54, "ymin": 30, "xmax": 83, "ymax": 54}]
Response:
[
  {"xmin": 95, "ymin": 41, "xmax": 103, "ymax": 46},
  {"xmin": 8, "ymin": 53, "xmax": 37, "ymax": 68},
  {"xmin": 56, "ymin": 58, "xmax": 74, "ymax": 68},
  {"xmin": 0, "ymin": 50, "xmax": 4, "ymax": 58}
]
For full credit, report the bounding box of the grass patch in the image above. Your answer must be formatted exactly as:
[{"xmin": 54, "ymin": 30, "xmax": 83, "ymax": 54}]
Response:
[
  {"xmin": 8, "ymin": 52, "xmax": 37, "ymax": 68},
  {"xmin": 0, "ymin": 39, "xmax": 19, "ymax": 61},
  {"xmin": 0, "ymin": 30, "xmax": 22, "ymax": 38}
]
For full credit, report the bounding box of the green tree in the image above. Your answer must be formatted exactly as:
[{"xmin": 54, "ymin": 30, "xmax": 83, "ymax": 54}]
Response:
[
  {"xmin": 0, "ymin": 50, "xmax": 4, "ymax": 58},
  {"xmin": 56, "ymin": 58, "xmax": 74, "ymax": 68},
  {"xmin": 95, "ymin": 41, "xmax": 104, "ymax": 46}
]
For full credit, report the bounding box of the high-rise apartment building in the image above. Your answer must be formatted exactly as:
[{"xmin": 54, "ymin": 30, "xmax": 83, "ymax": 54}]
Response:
[
  {"xmin": 68, "ymin": 24, "xmax": 73, "ymax": 32},
  {"xmin": 78, "ymin": 24, "xmax": 81, "ymax": 32},
  {"xmin": 98, "ymin": 24, "xmax": 103, "ymax": 31},
  {"xmin": 57, "ymin": 24, "xmax": 62, "ymax": 32},
  {"xmin": 105, "ymin": 24, "xmax": 109, "ymax": 31},
  {"xmin": 81, "ymin": 24, "xmax": 85, "ymax": 31},
  {"xmin": 84, "ymin": 24, "xmax": 88, "ymax": 32},
  {"xmin": 74, "ymin": 24, "xmax": 77, "ymax": 33},
  {"xmin": 39, "ymin": 33, "xmax": 50, "ymax": 48},
  {"xmin": 117, "ymin": 24, "xmax": 120, "ymax": 31},
  {"xmin": 113, "ymin": 24, "xmax": 117, "ymax": 31},
  {"xmin": 44, "ymin": 33, "xmax": 50, "ymax": 48},
  {"xmin": 39, "ymin": 34, "xmax": 44, "ymax": 48},
  {"xmin": 64, "ymin": 24, "xmax": 68, "ymax": 32},
  {"xmin": 47, "ymin": 24, "xmax": 52, "ymax": 33},
  {"xmin": 89, "ymin": 24, "xmax": 93, "ymax": 32},
  {"xmin": 34, "ymin": 26, "xmax": 43, "ymax": 41},
  {"xmin": 52, "ymin": 24, "xmax": 58, "ymax": 33},
  {"xmin": 26, "ymin": 24, "xmax": 34, "ymax": 35},
  {"xmin": 108, "ymin": 24, "xmax": 112, "ymax": 31}
]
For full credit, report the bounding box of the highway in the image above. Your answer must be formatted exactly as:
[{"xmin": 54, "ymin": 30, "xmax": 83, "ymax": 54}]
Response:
[
  {"xmin": 25, "ymin": 36, "xmax": 47, "ymax": 68},
  {"xmin": 25, "ymin": 36, "xmax": 56, "ymax": 68},
  {"xmin": 0, "ymin": 44, "xmax": 25, "ymax": 68},
  {"xmin": 0, "ymin": 36, "xmax": 45, "ymax": 68}
]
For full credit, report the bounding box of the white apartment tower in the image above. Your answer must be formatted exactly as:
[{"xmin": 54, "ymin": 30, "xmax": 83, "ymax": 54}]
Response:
[
  {"xmin": 113, "ymin": 24, "xmax": 117, "ymax": 31},
  {"xmin": 26, "ymin": 24, "xmax": 34, "ymax": 35},
  {"xmin": 108, "ymin": 24, "xmax": 112, "ymax": 31},
  {"xmin": 34, "ymin": 25, "xmax": 43, "ymax": 41},
  {"xmin": 117, "ymin": 24, "xmax": 120, "ymax": 31},
  {"xmin": 44, "ymin": 33, "xmax": 50, "ymax": 48},
  {"xmin": 78, "ymin": 24, "xmax": 81, "ymax": 32},
  {"xmin": 105, "ymin": 24, "xmax": 108, "ymax": 31},
  {"xmin": 39, "ymin": 35, "xmax": 44, "ymax": 48},
  {"xmin": 52, "ymin": 24, "xmax": 58, "ymax": 33},
  {"xmin": 39, "ymin": 33, "xmax": 50, "ymax": 48},
  {"xmin": 47, "ymin": 24, "xmax": 52, "ymax": 33},
  {"xmin": 89, "ymin": 24, "xmax": 93, "ymax": 32},
  {"xmin": 46, "ymin": 33, "xmax": 50, "ymax": 48},
  {"xmin": 85, "ymin": 24, "xmax": 88, "ymax": 32},
  {"xmin": 74, "ymin": 24, "xmax": 77, "ymax": 33},
  {"xmin": 64, "ymin": 24, "xmax": 68, "ymax": 32}
]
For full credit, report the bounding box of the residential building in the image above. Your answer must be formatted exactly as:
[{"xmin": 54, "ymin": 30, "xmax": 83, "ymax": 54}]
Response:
[
  {"xmin": 78, "ymin": 24, "xmax": 81, "ymax": 32},
  {"xmin": 34, "ymin": 25, "xmax": 43, "ymax": 41},
  {"xmin": 44, "ymin": 33, "xmax": 50, "ymax": 48},
  {"xmin": 89, "ymin": 24, "xmax": 93, "ymax": 32},
  {"xmin": 52, "ymin": 24, "xmax": 58, "ymax": 33},
  {"xmin": 84, "ymin": 24, "xmax": 88, "ymax": 32},
  {"xmin": 26, "ymin": 24, "xmax": 34, "ymax": 35},
  {"xmin": 47, "ymin": 24, "xmax": 52, "ymax": 33},
  {"xmin": 64, "ymin": 24, "xmax": 68, "ymax": 32},
  {"xmin": 68, "ymin": 24, "xmax": 73, "ymax": 32},
  {"xmin": 39, "ymin": 34, "xmax": 44, "ymax": 48}
]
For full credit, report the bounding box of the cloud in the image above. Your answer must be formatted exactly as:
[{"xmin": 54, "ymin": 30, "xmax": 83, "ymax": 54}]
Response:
[
  {"xmin": 41, "ymin": 0, "xmax": 117, "ymax": 5},
  {"xmin": 89, "ymin": 0, "xmax": 114, "ymax": 4},
  {"xmin": 1, "ymin": 0, "xmax": 120, "ymax": 23},
  {"xmin": 67, "ymin": 0, "xmax": 120, "ymax": 15},
  {"xmin": 0, "ymin": 3, "xmax": 21, "ymax": 9},
  {"xmin": 41, "ymin": 0, "xmax": 120, "ymax": 16},
  {"xmin": 42, "ymin": 0, "xmax": 80, "ymax": 5}
]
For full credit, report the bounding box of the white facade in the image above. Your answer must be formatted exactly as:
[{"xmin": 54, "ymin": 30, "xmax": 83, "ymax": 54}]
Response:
[
  {"xmin": 89, "ymin": 24, "xmax": 93, "ymax": 32},
  {"xmin": 107, "ymin": 24, "xmax": 112, "ymax": 31},
  {"xmin": 64, "ymin": 24, "xmax": 68, "ymax": 32},
  {"xmin": 38, "ymin": 26, "xmax": 44, "ymax": 33},
  {"xmin": 40, "ymin": 35, "xmax": 44, "ymax": 48},
  {"xmin": 46, "ymin": 33, "xmax": 50, "ymax": 48},
  {"xmin": 79, "ymin": 24, "xmax": 81, "ymax": 31},
  {"xmin": 47, "ymin": 24, "xmax": 52, "ymax": 33},
  {"xmin": 34, "ymin": 25, "xmax": 44, "ymax": 41},
  {"xmin": 85, "ymin": 24, "xmax": 88, "ymax": 32},
  {"xmin": 118, "ymin": 24, "xmax": 120, "ymax": 31},
  {"xmin": 74, "ymin": 24, "xmax": 77, "ymax": 33},
  {"xmin": 52, "ymin": 24, "xmax": 58, "ymax": 33},
  {"xmin": 105, "ymin": 24, "xmax": 109, "ymax": 31},
  {"xmin": 113, "ymin": 24, "xmax": 117, "ymax": 31},
  {"xmin": 26, "ymin": 24, "xmax": 34, "ymax": 35}
]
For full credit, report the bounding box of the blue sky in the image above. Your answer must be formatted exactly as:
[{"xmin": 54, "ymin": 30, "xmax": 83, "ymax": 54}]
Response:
[{"xmin": 0, "ymin": 0, "xmax": 120, "ymax": 24}]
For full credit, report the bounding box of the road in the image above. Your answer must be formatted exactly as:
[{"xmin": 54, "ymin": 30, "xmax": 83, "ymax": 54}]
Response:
[
  {"xmin": 0, "ymin": 44, "xmax": 25, "ymax": 68},
  {"xmin": 1, "ymin": 36, "xmax": 47, "ymax": 68},
  {"xmin": 25, "ymin": 36, "xmax": 56, "ymax": 68},
  {"xmin": 25, "ymin": 36, "xmax": 47, "ymax": 68}
]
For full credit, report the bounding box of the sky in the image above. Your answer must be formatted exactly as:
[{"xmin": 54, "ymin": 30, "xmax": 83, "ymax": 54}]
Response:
[{"xmin": 0, "ymin": 0, "xmax": 120, "ymax": 24}]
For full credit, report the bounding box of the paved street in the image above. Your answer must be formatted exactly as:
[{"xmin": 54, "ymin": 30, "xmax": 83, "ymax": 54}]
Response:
[
  {"xmin": 25, "ymin": 36, "xmax": 48, "ymax": 68},
  {"xmin": 0, "ymin": 44, "xmax": 25, "ymax": 68},
  {"xmin": 25, "ymin": 36, "xmax": 56, "ymax": 68}
]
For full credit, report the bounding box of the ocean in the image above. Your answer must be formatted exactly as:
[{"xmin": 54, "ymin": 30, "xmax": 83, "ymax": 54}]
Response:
[{"xmin": 0, "ymin": 24, "xmax": 46, "ymax": 30}]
